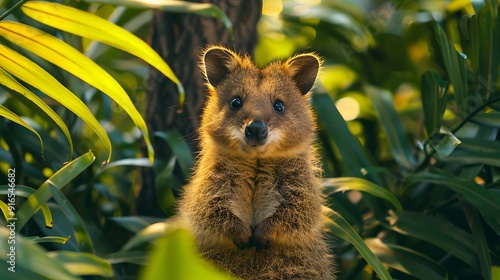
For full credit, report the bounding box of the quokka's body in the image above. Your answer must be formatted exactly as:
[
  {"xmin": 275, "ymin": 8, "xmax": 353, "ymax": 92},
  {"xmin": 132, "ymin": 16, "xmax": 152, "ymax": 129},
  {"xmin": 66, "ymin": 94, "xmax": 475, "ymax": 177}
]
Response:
[{"xmin": 178, "ymin": 46, "xmax": 335, "ymax": 279}]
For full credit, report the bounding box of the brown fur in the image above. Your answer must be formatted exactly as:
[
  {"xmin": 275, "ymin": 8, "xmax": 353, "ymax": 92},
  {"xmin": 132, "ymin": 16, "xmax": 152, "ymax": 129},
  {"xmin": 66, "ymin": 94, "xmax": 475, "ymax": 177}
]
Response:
[{"xmin": 178, "ymin": 46, "xmax": 335, "ymax": 279}]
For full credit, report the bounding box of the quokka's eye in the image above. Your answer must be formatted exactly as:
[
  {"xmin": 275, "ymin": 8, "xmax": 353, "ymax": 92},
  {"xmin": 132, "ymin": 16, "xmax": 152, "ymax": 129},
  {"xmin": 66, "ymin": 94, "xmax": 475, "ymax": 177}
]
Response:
[
  {"xmin": 230, "ymin": 97, "xmax": 243, "ymax": 110},
  {"xmin": 273, "ymin": 100, "xmax": 285, "ymax": 113}
]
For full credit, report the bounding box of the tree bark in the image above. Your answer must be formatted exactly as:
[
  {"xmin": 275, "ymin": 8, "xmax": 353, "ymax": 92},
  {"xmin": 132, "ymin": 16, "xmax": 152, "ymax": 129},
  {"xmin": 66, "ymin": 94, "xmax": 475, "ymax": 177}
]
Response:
[{"xmin": 138, "ymin": 0, "xmax": 262, "ymax": 216}]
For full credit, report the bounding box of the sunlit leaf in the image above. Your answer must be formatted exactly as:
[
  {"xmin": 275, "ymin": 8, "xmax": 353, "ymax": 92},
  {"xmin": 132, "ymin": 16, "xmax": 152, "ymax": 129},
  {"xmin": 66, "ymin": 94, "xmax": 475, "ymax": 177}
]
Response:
[
  {"xmin": 0, "ymin": 45, "xmax": 111, "ymax": 162},
  {"xmin": 324, "ymin": 207, "xmax": 392, "ymax": 280},
  {"xmin": 365, "ymin": 238, "xmax": 447, "ymax": 279},
  {"xmin": 49, "ymin": 184, "xmax": 94, "ymax": 253},
  {"xmin": 366, "ymin": 86, "xmax": 414, "ymax": 169},
  {"xmin": 0, "ymin": 185, "xmax": 53, "ymax": 228},
  {"xmin": 140, "ymin": 227, "xmax": 233, "ymax": 280},
  {"xmin": 387, "ymin": 211, "xmax": 479, "ymax": 271},
  {"xmin": 84, "ymin": 0, "xmax": 233, "ymax": 40},
  {"xmin": 22, "ymin": 1, "xmax": 185, "ymax": 107},
  {"xmin": 47, "ymin": 251, "xmax": 113, "ymax": 278},
  {"xmin": 0, "ymin": 21, "xmax": 154, "ymax": 163},
  {"xmin": 323, "ymin": 177, "xmax": 403, "ymax": 214},
  {"xmin": 0, "ymin": 104, "xmax": 43, "ymax": 156},
  {"xmin": 15, "ymin": 151, "xmax": 95, "ymax": 231},
  {"xmin": 0, "ymin": 68, "xmax": 72, "ymax": 158}
]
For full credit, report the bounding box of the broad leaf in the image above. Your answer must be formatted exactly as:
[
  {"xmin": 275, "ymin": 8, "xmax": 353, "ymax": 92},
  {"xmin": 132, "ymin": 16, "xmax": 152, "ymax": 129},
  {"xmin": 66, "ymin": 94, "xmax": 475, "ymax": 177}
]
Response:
[{"xmin": 140, "ymin": 227, "xmax": 234, "ymax": 280}]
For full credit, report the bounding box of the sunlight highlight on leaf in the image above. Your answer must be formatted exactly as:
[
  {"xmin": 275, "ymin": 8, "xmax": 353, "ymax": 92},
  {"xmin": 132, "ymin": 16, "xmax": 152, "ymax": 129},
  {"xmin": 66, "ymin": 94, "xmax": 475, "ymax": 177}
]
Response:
[
  {"xmin": 0, "ymin": 45, "xmax": 111, "ymax": 162},
  {"xmin": 22, "ymin": 1, "xmax": 185, "ymax": 108},
  {"xmin": 0, "ymin": 21, "xmax": 154, "ymax": 163},
  {"xmin": 0, "ymin": 104, "xmax": 44, "ymax": 156}
]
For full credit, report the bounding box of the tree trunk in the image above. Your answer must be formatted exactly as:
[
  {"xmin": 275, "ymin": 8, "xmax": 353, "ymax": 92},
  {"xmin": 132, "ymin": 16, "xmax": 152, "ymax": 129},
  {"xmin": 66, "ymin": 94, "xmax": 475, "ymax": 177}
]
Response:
[{"xmin": 137, "ymin": 0, "xmax": 262, "ymax": 216}]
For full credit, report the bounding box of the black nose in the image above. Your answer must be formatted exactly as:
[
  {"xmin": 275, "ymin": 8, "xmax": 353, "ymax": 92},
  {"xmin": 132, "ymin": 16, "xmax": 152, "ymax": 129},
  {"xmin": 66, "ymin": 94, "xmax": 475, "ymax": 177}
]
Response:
[{"xmin": 245, "ymin": 121, "xmax": 268, "ymax": 141}]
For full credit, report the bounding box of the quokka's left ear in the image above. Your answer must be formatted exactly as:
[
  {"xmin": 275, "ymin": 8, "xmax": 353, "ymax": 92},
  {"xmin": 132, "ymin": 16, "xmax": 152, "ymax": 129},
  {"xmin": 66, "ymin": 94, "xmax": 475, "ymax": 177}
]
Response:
[{"xmin": 284, "ymin": 53, "xmax": 322, "ymax": 95}]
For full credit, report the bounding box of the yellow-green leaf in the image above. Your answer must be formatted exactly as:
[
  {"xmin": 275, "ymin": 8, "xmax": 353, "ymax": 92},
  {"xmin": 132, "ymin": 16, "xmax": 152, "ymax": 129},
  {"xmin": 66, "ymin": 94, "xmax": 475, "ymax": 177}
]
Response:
[
  {"xmin": 0, "ymin": 45, "xmax": 111, "ymax": 162},
  {"xmin": 0, "ymin": 21, "xmax": 153, "ymax": 163},
  {"xmin": 0, "ymin": 104, "xmax": 44, "ymax": 156},
  {"xmin": 22, "ymin": 1, "xmax": 185, "ymax": 107},
  {"xmin": 0, "ymin": 67, "xmax": 73, "ymax": 159}
]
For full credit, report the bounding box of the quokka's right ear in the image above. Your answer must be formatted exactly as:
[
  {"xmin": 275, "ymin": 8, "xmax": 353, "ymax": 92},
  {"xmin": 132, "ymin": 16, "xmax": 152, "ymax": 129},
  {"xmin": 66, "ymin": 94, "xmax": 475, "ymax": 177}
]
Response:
[{"xmin": 202, "ymin": 46, "xmax": 241, "ymax": 87}]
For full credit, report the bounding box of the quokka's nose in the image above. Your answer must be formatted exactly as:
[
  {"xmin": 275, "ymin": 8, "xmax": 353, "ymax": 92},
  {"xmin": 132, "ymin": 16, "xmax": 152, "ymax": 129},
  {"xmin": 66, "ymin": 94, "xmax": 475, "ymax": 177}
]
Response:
[{"xmin": 245, "ymin": 121, "xmax": 268, "ymax": 141}]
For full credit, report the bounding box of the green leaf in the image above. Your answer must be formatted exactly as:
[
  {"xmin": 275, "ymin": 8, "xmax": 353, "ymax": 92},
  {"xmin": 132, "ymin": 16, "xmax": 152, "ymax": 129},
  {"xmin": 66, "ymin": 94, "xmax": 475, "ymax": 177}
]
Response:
[
  {"xmin": 434, "ymin": 23, "xmax": 468, "ymax": 112},
  {"xmin": 48, "ymin": 251, "xmax": 113, "ymax": 278},
  {"xmin": 15, "ymin": 151, "xmax": 95, "ymax": 231},
  {"xmin": 155, "ymin": 131, "xmax": 194, "ymax": 177},
  {"xmin": 324, "ymin": 207, "xmax": 392, "ymax": 280},
  {"xmin": 22, "ymin": 1, "xmax": 185, "ymax": 107},
  {"xmin": 432, "ymin": 131, "xmax": 461, "ymax": 157},
  {"xmin": 84, "ymin": 0, "xmax": 233, "ymax": 40},
  {"xmin": 365, "ymin": 238, "xmax": 447, "ymax": 279},
  {"xmin": 463, "ymin": 204, "xmax": 491, "ymax": 280},
  {"xmin": 110, "ymin": 216, "xmax": 165, "ymax": 233},
  {"xmin": 366, "ymin": 86, "xmax": 414, "ymax": 169},
  {"xmin": 0, "ymin": 21, "xmax": 154, "ymax": 163},
  {"xmin": 140, "ymin": 227, "xmax": 233, "ymax": 280},
  {"xmin": 387, "ymin": 211, "xmax": 479, "ymax": 271},
  {"xmin": 49, "ymin": 184, "xmax": 94, "ymax": 253},
  {"xmin": 121, "ymin": 222, "xmax": 167, "ymax": 251},
  {"xmin": 0, "ymin": 104, "xmax": 43, "ymax": 157},
  {"xmin": 106, "ymin": 250, "xmax": 148, "ymax": 265},
  {"xmin": 97, "ymin": 158, "xmax": 151, "ymax": 176},
  {"xmin": 406, "ymin": 169, "xmax": 500, "ymax": 225},
  {"xmin": 0, "ymin": 68, "xmax": 73, "ymax": 158},
  {"xmin": 477, "ymin": 3, "xmax": 500, "ymax": 101},
  {"xmin": 323, "ymin": 177, "xmax": 403, "ymax": 214},
  {"xmin": 28, "ymin": 236, "xmax": 71, "ymax": 245},
  {"xmin": 421, "ymin": 70, "xmax": 448, "ymax": 136},
  {"xmin": 312, "ymin": 93, "xmax": 380, "ymax": 181},
  {"xmin": 0, "ymin": 228, "xmax": 78, "ymax": 280},
  {"xmin": 472, "ymin": 112, "xmax": 500, "ymax": 127},
  {"xmin": 0, "ymin": 45, "xmax": 111, "ymax": 162},
  {"xmin": 0, "ymin": 185, "xmax": 53, "ymax": 228}
]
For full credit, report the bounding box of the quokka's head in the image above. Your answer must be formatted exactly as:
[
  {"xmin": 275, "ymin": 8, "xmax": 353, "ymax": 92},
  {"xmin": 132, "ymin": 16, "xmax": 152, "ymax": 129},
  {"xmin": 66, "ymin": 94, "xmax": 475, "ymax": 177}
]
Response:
[{"xmin": 199, "ymin": 46, "xmax": 321, "ymax": 159}]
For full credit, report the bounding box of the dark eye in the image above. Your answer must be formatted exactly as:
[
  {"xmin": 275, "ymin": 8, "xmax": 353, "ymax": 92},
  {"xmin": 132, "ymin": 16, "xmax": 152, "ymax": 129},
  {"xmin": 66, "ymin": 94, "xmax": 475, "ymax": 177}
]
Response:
[
  {"xmin": 273, "ymin": 100, "xmax": 285, "ymax": 113},
  {"xmin": 230, "ymin": 97, "xmax": 243, "ymax": 110}
]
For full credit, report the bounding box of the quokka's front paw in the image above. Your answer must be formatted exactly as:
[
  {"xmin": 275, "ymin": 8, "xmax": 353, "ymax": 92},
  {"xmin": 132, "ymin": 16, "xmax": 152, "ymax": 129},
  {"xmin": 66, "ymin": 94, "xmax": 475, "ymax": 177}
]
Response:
[
  {"xmin": 251, "ymin": 223, "xmax": 273, "ymax": 252},
  {"xmin": 228, "ymin": 220, "xmax": 253, "ymax": 249}
]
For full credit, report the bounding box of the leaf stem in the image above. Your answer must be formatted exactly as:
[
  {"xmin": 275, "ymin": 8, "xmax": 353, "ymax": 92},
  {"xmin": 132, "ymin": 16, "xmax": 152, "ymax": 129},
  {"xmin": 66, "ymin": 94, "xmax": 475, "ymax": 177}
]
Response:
[
  {"xmin": 415, "ymin": 95, "xmax": 500, "ymax": 172},
  {"xmin": 0, "ymin": 0, "xmax": 30, "ymax": 21}
]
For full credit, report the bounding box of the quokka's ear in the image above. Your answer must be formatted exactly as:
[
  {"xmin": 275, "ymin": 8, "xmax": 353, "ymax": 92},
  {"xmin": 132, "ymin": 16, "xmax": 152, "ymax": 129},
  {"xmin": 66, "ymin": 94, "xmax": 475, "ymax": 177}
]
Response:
[
  {"xmin": 202, "ymin": 46, "xmax": 241, "ymax": 87},
  {"xmin": 284, "ymin": 53, "xmax": 321, "ymax": 95}
]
